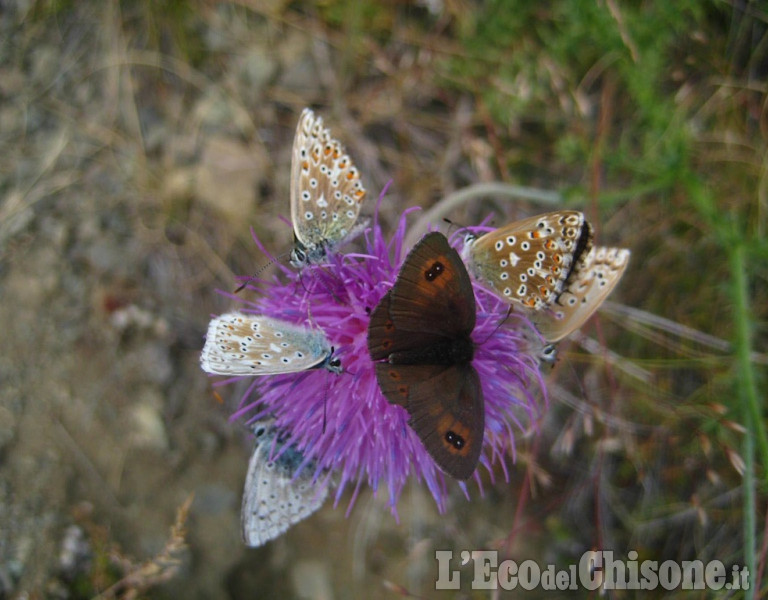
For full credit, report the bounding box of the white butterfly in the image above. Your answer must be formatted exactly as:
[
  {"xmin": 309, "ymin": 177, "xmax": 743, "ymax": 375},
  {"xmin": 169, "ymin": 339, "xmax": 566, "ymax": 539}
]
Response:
[
  {"xmin": 241, "ymin": 420, "xmax": 329, "ymax": 547},
  {"xmin": 200, "ymin": 313, "xmax": 342, "ymax": 375},
  {"xmin": 289, "ymin": 108, "xmax": 368, "ymax": 267},
  {"xmin": 532, "ymin": 246, "xmax": 631, "ymax": 343}
]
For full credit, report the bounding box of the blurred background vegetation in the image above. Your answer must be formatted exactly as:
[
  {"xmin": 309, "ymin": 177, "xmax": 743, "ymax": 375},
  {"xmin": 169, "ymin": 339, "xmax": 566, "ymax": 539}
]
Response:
[{"xmin": 0, "ymin": 0, "xmax": 765, "ymax": 598}]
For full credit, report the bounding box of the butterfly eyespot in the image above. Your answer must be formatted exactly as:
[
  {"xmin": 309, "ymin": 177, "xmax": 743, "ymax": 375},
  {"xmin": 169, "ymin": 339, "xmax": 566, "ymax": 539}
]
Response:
[
  {"xmin": 424, "ymin": 261, "xmax": 445, "ymax": 281},
  {"xmin": 530, "ymin": 231, "xmax": 541, "ymax": 239},
  {"xmin": 506, "ymin": 236, "xmax": 516, "ymax": 246},
  {"xmin": 355, "ymin": 189, "xmax": 366, "ymax": 200},
  {"xmin": 304, "ymin": 211, "xmax": 313, "ymax": 220},
  {"xmin": 331, "ymin": 180, "xmax": 339, "ymax": 187},
  {"xmin": 534, "ymin": 260, "xmax": 542, "ymax": 269},
  {"xmin": 500, "ymin": 272, "xmax": 508, "ymax": 280},
  {"xmin": 321, "ymin": 211, "xmax": 328, "ymax": 219},
  {"xmin": 281, "ymin": 358, "xmax": 290, "ymax": 364},
  {"xmin": 521, "ymin": 241, "xmax": 531, "ymax": 250},
  {"xmin": 503, "ymin": 288, "xmax": 512, "ymax": 296},
  {"xmin": 537, "ymin": 251, "xmax": 546, "ymax": 260},
  {"xmin": 310, "ymin": 178, "xmax": 319, "ymax": 188},
  {"xmin": 527, "ymin": 267, "xmax": 535, "ymax": 276},
  {"xmin": 332, "ymin": 213, "xmax": 339, "ymax": 221},
  {"xmin": 254, "ymin": 333, "xmax": 263, "ymax": 338},
  {"xmin": 346, "ymin": 210, "xmax": 355, "ymax": 218},
  {"xmin": 494, "ymin": 240, "xmax": 504, "ymax": 251},
  {"xmin": 296, "ymin": 352, "xmax": 304, "ymax": 358},
  {"xmin": 517, "ymin": 284, "xmax": 527, "ymax": 296},
  {"xmin": 499, "ymin": 259, "xmax": 508, "ymax": 267},
  {"xmin": 445, "ymin": 430, "xmax": 465, "ymax": 450},
  {"xmin": 334, "ymin": 190, "xmax": 342, "ymax": 199},
  {"xmin": 519, "ymin": 273, "xmax": 527, "ymax": 282}
]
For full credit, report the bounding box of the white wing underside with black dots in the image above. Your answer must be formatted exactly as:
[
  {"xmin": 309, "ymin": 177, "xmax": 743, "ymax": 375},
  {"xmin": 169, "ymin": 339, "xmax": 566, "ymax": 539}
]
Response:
[
  {"xmin": 241, "ymin": 430, "xmax": 329, "ymax": 547},
  {"xmin": 200, "ymin": 313, "xmax": 332, "ymax": 375}
]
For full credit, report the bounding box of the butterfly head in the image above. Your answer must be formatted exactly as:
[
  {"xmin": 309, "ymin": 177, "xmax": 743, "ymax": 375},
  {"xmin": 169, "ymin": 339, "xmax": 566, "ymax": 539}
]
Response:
[
  {"xmin": 324, "ymin": 347, "xmax": 343, "ymax": 374},
  {"xmin": 289, "ymin": 239, "xmax": 326, "ymax": 269},
  {"xmin": 537, "ymin": 343, "xmax": 558, "ymax": 365}
]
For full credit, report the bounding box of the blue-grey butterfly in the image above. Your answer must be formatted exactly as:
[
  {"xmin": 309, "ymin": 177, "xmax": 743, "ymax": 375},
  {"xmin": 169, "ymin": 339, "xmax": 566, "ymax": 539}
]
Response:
[
  {"xmin": 200, "ymin": 313, "xmax": 342, "ymax": 375},
  {"xmin": 241, "ymin": 420, "xmax": 328, "ymax": 547}
]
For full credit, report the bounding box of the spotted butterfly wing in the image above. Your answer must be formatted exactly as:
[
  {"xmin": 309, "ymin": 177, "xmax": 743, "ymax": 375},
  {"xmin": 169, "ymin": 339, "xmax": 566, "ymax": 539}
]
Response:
[
  {"xmin": 463, "ymin": 211, "xmax": 593, "ymax": 310},
  {"xmin": 241, "ymin": 420, "xmax": 328, "ymax": 547},
  {"xmin": 289, "ymin": 108, "xmax": 367, "ymax": 267},
  {"xmin": 368, "ymin": 232, "xmax": 483, "ymax": 480},
  {"xmin": 200, "ymin": 313, "xmax": 342, "ymax": 375},
  {"xmin": 532, "ymin": 246, "xmax": 630, "ymax": 342}
]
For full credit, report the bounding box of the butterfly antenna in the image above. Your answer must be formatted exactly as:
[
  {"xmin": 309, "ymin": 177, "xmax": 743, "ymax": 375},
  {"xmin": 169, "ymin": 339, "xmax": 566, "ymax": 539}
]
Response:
[
  {"xmin": 321, "ymin": 351, "xmax": 332, "ymax": 435},
  {"xmin": 234, "ymin": 253, "xmax": 289, "ymax": 293},
  {"xmin": 443, "ymin": 218, "xmax": 479, "ymax": 241},
  {"xmin": 478, "ymin": 305, "xmax": 514, "ymax": 345}
]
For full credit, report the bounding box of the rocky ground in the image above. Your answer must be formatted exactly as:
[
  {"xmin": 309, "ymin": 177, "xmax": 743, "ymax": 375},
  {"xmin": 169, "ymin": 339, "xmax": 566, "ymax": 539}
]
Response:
[{"xmin": 1, "ymin": 2, "xmax": 760, "ymax": 599}]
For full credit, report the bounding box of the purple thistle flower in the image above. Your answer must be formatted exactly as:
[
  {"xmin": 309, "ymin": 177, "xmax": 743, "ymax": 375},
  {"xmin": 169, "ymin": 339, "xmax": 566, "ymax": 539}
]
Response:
[{"xmin": 213, "ymin": 193, "xmax": 547, "ymax": 515}]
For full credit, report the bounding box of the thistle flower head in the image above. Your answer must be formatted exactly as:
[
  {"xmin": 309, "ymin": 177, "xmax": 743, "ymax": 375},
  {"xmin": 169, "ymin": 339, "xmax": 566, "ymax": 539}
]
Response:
[{"xmin": 215, "ymin": 194, "xmax": 546, "ymax": 514}]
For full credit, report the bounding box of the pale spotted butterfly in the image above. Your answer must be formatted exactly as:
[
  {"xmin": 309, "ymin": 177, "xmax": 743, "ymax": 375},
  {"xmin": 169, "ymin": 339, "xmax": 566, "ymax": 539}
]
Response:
[
  {"xmin": 289, "ymin": 108, "xmax": 367, "ymax": 268},
  {"xmin": 462, "ymin": 211, "xmax": 593, "ymax": 310},
  {"xmin": 200, "ymin": 313, "xmax": 342, "ymax": 375},
  {"xmin": 241, "ymin": 420, "xmax": 328, "ymax": 547},
  {"xmin": 532, "ymin": 245, "xmax": 630, "ymax": 343}
]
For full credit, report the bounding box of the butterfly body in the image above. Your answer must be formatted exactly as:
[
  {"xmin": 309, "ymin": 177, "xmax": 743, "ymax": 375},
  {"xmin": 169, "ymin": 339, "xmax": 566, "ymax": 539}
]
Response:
[
  {"xmin": 368, "ymin": 232, "xmax": 483, "ymax": 480},
  {"xmin": 384, "ymin": 327, "xmax": 475, "ymax": 366},
  {"xmin": 200, "ymin": 313, "xmax": 342, "ymax": 376},
  {"xmin": 241, "ymin": 420, "xmax": 328, "ymax": 547},
  {"xmin": 463, "ymin": 211, "xmax": 593, "ymax": 310},
  {"xmin": 289, "ymin": 108, "xmax": 367, "ymax": 267}
]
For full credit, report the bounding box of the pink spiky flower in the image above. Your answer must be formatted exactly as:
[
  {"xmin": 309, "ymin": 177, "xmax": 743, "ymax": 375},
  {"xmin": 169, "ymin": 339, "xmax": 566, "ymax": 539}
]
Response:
[{"xmin": 210, "ymin": 194, "xmax": 546, "ymax": 515}]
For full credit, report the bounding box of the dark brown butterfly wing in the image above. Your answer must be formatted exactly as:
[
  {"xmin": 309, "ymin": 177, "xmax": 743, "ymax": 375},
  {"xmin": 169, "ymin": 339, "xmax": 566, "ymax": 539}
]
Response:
[
  {"xmin": 388, "ymin": 232, "xmax": 476, "ymax": 336},
  {"xmin": 368, "ymin": 290, "xmax": 448, "ymax": 361},
  {"xmin": 375, "ymin": 362, "xmax": 483, "ymax": 480},
  {"xmin": 368, "ymin": 232, "xmax": 484, "ymax": 480}
]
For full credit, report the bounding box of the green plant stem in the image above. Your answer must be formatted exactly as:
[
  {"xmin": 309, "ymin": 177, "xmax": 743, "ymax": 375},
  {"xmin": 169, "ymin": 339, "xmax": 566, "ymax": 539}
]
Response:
[{"xmin": 729, "ymin": 242, "xmax": 764, "ymax": 598}]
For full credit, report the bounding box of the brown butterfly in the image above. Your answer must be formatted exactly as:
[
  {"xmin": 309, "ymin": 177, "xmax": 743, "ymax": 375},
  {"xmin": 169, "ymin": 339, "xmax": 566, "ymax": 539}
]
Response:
[{"xmin": 367, "ymin": 232, "xmax": 483, "ymax": 480}]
